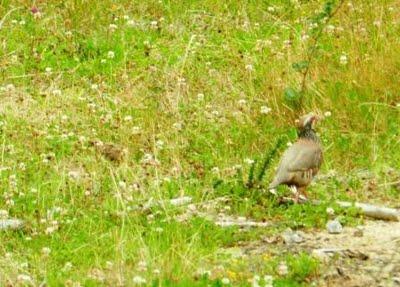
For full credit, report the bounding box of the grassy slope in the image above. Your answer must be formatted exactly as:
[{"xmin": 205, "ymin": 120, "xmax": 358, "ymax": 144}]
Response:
[{"xmin": 0, "ymin": 0, "xmax": 399, "ymax": 286}]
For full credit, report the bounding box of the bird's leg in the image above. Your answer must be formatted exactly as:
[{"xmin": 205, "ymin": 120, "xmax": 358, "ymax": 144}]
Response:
[
  {"xmin": 289, "ymin": 186, "xmax": 300, "ymax": 203},
  {"xmin": 297, "ymin": 186, "xmax": 308, "ymax": 203},
  {"xmin": 289, "ymin": 185, "xmax": 297, "ymax": 195}
]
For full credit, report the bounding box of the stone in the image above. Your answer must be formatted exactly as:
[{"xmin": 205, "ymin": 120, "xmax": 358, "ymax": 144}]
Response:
[
  {"xmin": 326, "ymin": 219, "xmax": 343, "ymax": 234},
  {"xmin": 353, "ymin": 226, "xmax": 364, "ymax": 237},
  {"xmin": 282, "ymin": 228, "xmax": 304, "ymax": 245},
  {"xmin": 312, "ymin": 249, "xmax": 330, "ymax": 263},
  {"xmin": 0, "ymin": 219, "xmax": 24, "ymax": 230}
]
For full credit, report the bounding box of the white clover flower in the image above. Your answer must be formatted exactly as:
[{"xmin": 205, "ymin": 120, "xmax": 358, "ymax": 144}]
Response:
[
  {"xmin": 233, "ymin": 164, "xmax": 242, "ymax": 170},
  {"xmin": 127, "ymin": 20, "xmax": 136, "ymax": 27},
  {"xmin": 373, "ymin": 20, "xmax": 381, "ymax": 27},
  {"xmin": 0, "ymin": 210, "xmax": 8, "ymax": 219},
  {"xmin": 124, "ymin": 115, "xmax": 133, "ymax": 122},
  {"xmin": 41, "ymin": 247, "xmax": 51, "ymax": 256},
  {"xmin": 18, "ymin": 162, "xmax": 26, "ymax": 170},
  {"xmin": 132, "ymin": 275, "xmax": 146, "ymax": 285},
  {"xmin": 109, "ymin": 24, "xmax": 118, "ymax": 31},
  {"xmin": 155, "ymin": 227, "xmax": 164, "ymax": 233},
  {"xmin": 245, "ymin": 64, "xmax": 254, "ymax": 71},
  {"xmin": 326, "ymin": 207, "xmax": 335, "ymax": 216},
  {"xmin": 339, "ymin": 54, "xmax": 348, "ymax": 65},
  {"xmin": 106, "ymin": 261, "xmax": 114, "ymax": 269},
  {"xmin": 153, "ymin": 268, "xmax": 161, "ymax": 275},
  {"xmin": 45, "ymin": 67, "xmax": 52, "ymax": 74},
  {"xmin": 301, "ymin": 34, "xmax": 310, "ymax": 41},
  {"xmin": 6, "ymin": 83, "xmax": 15, "ymax": 92},
  {"xmin": 156, "ymin": 140, "xmax": 164, "ymax": 149},
  {"xmin": 172, "ymin": 122, "xmax": 183, "ymax": 130},
  {"xmin": 118, "ymin": 181, "xmax": 127, "ymax": 189},
  {"xmin": 91, "ymin": 84, "xmax": 98, "ymax": 90},
  {"xmin": 141, "ymin": 153, "xmax": 154, "ymax": 163},
  {"xmin": 252, "ymin": 275, "xmax": 260, "ymax": 287},
  {"xmin": 324, "ymin": 111, "xmax": 332, "ymax": 117},
  {"xmin": 52, "ymin": 89, "xmax": 62, "ymax": 96},
  {"xmin": 150, "ymin": 20, "xmax": 158, "ymax": 29},
  {"xmin": 277, "ymin": 262, "xmax": 288, "ymax": 276},
  {"xmin": 137, "ymin": 260, "xmax": 147, "ymax": 272},
  {"xmin": 238, "ymin": 99, "xmax": 247, "ymax": 106},
  {"xmin": 68, "ymin": 170, "xmax": 80, "ymax": 180},
  {"xmin": 45, "ymin": 226, "xmax": 58, "ymax": 234},
  {"xmin": 107, "ymin": 51, "xmax": 115, "ymax": 59},
  {"xmin": 260, "ymin": 106, "xmax": 272, "ymax": 114},
  {"xmin": 100, "ymin": 59, "xmax": 107, "ymax": 64},
  {"xmin": 132, "ymin": 126, "xmax": 141, "ymax": 135},
  {"xmin": 6, "ymin": 198, "xmax": 15, "ymax": 206},
  {"xmin": 211, "ymin": 167, "xmax": 220, "ymax": 174},
  {"xmin": 221, "ymin": 277, "xmax": 230, "ymax": 285},
  {"xmin": 326, "ymin": 24, "xmax": 335, "ymax": 33},
  {"xmin": 17, "ymin": 274, "xmax": 33, "ymax": 283},
  {"xmin": 19, "ymin": 20, "xmax": 26, "ymax": 25},
  {"xmin": 264, "ymin": 275, "xmax": 274, "ymax": 287},
  {"xmin": 63, "ymin": 262, "xmax": 73, "ymax": 271},
  {"xmin": 211, "ymin": 110, "xmax": 220, "ymax": 117},
  {"xmin": 244, "ymin": 158, "xmax": 255, "ymax": 165},
  {"xmin": 197, "ymin": 93, "xmax": 205, "ymax": 101},
  {"xmin": 267, "ymin": 6, "xmax": 275, "ymax": 12}
]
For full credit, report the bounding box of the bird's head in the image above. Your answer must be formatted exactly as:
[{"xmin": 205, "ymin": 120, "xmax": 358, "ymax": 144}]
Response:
[{"xmin": 295, "ymin": 112, "xmax": 321, "ymax": 131}]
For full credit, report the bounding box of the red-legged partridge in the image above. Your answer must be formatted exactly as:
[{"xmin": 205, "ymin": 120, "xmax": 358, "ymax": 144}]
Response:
[{"xmin": 269, "ymin": 113, "xmax": 323, "ymax": 201}]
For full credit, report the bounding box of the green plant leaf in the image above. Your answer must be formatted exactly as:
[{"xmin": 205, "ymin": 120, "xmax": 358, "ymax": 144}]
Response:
[
  {"xmin": 292, "ymin": 61, "xmax": 309, "ymax": 72},
  {"xmin": 284, "ymin": 87, "xmax": 302, "ymax": 108}
]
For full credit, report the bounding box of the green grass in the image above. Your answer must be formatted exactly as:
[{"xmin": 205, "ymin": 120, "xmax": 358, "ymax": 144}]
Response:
[{"xmin": 0, "ymin": 0, "xmax": 399, "ymax": 285}]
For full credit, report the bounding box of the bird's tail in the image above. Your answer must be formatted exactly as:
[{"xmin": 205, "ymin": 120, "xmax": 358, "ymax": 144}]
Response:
[{"xmin": 268, "ymin": 177, "xmax": 280, "ymax": 190}]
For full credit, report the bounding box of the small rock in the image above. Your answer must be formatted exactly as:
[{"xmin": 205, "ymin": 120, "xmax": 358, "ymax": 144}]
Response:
[
  {"xmin": 0, "ymin": 219, "xmax": 24, "ymax": 230},
  {"xmin": 326, "ymin": 207, "xmax": 335, "ymax": 216},
  {"xmin": 355, "ymin": 169, "xmax": 375, "ymax": 180},
  {"xmin": 383, "ymin": 264, "xmax": 395, "ymax": 275},
  {"xmin": 353, "ymin": 226, "xmax": 364, "ymax": 237},
  {"xmin": 277, "ymin": 262, "xmax": 288, "ymax": 276},
  {"xmin": 312, "ymin": 249, "xmax": 330, "ymax": 263},
  {"xmin": 282, "ymin": 228, "xmax": 304, "ymax": 245},
  {"xmin": 344, "ymin": 249, "xmax": 369, "ymax": 260},
  {"xmin": 393, "ymin": 277, "xmax": 400, "ymax": 285},
  {"xmin": 326, "ymin": 219, "xmax": 343, "ymax": 234}
]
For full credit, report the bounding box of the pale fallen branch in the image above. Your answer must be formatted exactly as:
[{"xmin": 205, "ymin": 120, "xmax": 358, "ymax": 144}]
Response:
[
  {"xmin": 214, "ymin": 220, "xmax": 270, "ymax": 228},
  {"xmin": 169, "ymin": 196, "xmax": 192, "ymax": 206},
  {"xmin": 141, "ymin": 196, "xmax": 193, "ymax": 210},
  {"xmin": 278, "ymin": 196, "xmax": 400, "ymax": 221},
  {"xmin": 334, "ymin": 201, "xmax": 400, "ymax": 221},
  {"xmin": 312, "ymin": 248, "xmax": 369, "ymax": 260},
  {"xmin": 0, "ymin": 7, "xmax": 22, "ymax": 30},
  {"xmin": 378, "ymin": 180, "xmax": 400, "ymax": 187}
]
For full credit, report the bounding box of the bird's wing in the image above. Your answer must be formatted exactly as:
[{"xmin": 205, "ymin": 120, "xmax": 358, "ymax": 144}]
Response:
[
  {"xmin": 285, "ymin": 140, "xmax": 323, "ymax": 172},
  {"xmin": 269, "ymin": 140, "xmax": 322, "ymax": 189}
]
